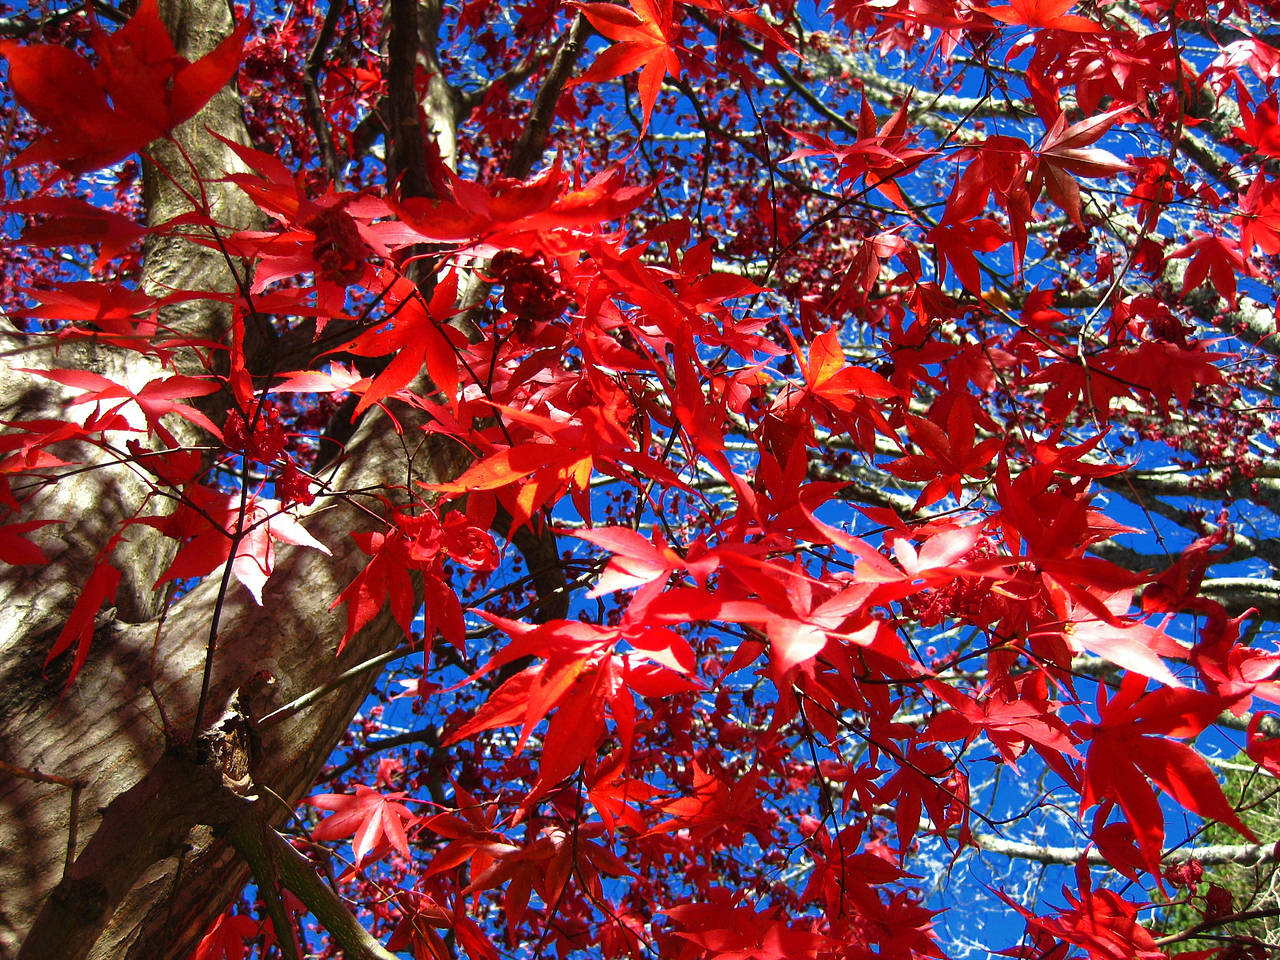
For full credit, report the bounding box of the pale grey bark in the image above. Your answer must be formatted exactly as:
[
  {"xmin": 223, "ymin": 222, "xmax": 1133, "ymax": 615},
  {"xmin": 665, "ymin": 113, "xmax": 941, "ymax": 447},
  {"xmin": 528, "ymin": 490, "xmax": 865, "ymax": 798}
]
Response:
[
  {"xmin": 3, "ymin": 414, "xmax": 468, "ymax": 960},
  {"xmin": 969, "ymin": 831, "xmax": 1280, "ymax": 867}
]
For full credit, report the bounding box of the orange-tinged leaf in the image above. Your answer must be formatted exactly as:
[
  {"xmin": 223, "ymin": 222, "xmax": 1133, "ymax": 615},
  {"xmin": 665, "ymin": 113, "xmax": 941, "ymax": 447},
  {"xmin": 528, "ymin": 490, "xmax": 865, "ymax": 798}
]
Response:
[
  {"xmin": 518, "ymin": 657, "xmax": 589, "ymax": 755},
  {"xmin": 977, "ymin": 0, "xmax": 1100, "ymax": 30},
  {"xmin": 444, "ymin": 667, "xmax": 541, "ymax": 744},
  {"xmin": 574, "ymin": 0, "xmax": 680, "ymax": 132},
  {"xmin": 525, "ymin": 661, "xmax": 610, "ymax": 802}
]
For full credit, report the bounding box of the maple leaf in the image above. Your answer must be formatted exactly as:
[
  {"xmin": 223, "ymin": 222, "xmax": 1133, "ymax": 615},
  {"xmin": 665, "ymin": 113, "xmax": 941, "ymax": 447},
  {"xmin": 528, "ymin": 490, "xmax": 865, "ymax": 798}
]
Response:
[
  {"xmin": 940, "ymin": 135, "xmax": 1036, "ymax": 270},
  {"xmin": 1193, "ymin": 620, "xmax": 1280, "ymax": 711},
  {"xmin": 1167, "ymin": 231, "xmax": 1253, "ymax": 308},
  {"xmin": 7, "ymin": 281, "xmax": 164, "ymax": 345},
  {"xmin": 462, "ymin": 820, "xmax": 633, "ymax": 935},
  {"xmin": 875, "ymin": 741, "xmax": 972, "ymax": 851},
  {"xmin": 976, "ymin": 0, "xmax": 1101, "ymax": 31},
  {"xmin": 334, "ymin": 268, "xmax": 467, "ymax": 414},
  {"xmin": 189, "ymin": 911, "xmax": 263, "ymax": 960},
  {"xmin": 786, "ymin": 99, "xmax": 934, "ymax": 209},
  {"xmin": 269, "ymin": 363, "xmax": 366, "ymax": 397},
  {"xmin": 1236, "ymin": 173, "xmax": 1280, "ymax": 256},
  {"xmin": 999, "ymin": 861, "xmax": 1164, "ymax": 960},
  {"xmin": 923, "ymin": 674, "xmax": 1080, "ymax": 768},
  {"xmin": 0, "ymin": 519, "xmax": 54, "ymax": 565},
  {"xmin": 230, "ymin": 502, "xmax": 333, "ymax": 606},
  {"xmin": 306, "ymin": 784, "xmax": 419, "ymax": 868},
  {"xmin": 757, "ymin": 576, "xmax": 877, "ymax": 675},
  {"xmin": 926, "ymin": 218, "xmax": 1009, "ymax": 294},
  {"xmin": 668, "ymin": 889, "xmax": 831, "ymax": 960},
  {"xmin": 886, "ymin": 396, "xmax": 1002, "ymax": 507},
  {"xmin": 45, "ymin": 553, "xmax": 122, "ymax": 686},
  {"xmin": 4, "ymin": 196, "xmax": 150, "ymax": 269},
  {"xmin": 210, "ymin": 133, "xmax": 405, "ymax": 319},
  {"xmin": 1081, "ymin": 672, "xmax": 1255, "ymax": 871},
  {"xmin": 573, "ymin": 525, "xmax": 718, "ymax": 602},
  {"xmin": 575, "ymin": 0, "xmax": 682, "ymax": 133},
  {"xmin": 1142, "ymin": 528, "xmax": 1228, "ymax": 617},
  {"xmin": 393, "ymin": 153, "xmax": 652, "ymax": 249},
  {"xmin": 681, "ymin": 0, "xmax": 798, "ymax": 53},
  {"xmin": 941, "ymin": 135, "xmax": 1034, "ymax": 226},
  {"xmin": 1233, "ymin": 93, "xmax": 1280, "ymax": 157},
  {"xmin": 1031, "ymin": 108, "xmax": 1133, "ymax": 225},
  {"xmin": 0, "ymin": 411, "xmax": 126, "ymax": 476},
  {"xmin": 426, "ymin": 399, "xmax": 683, "ymax": 529},
  {"xmin": 1247, "ymin": 713, "xmax": 1280, "ymax": 776},
  {"xmin": 385, "ymin": 891, "xmax": 455, "ymax": 960},
  {"xmin": 145, "ymin": 488, "xmax": 331, "ymax": 605},
  {"xmin": 1104, "ymin": 336, "xmax": 1228, "ymax": 412},
  {"xmin": 1036, "ymin": 589, "xmax": 1187, "ymax": 687},
  {"xmin": 586, "ymin": 752, "xmax": 660, "ymax": 834},
  {"xmin": 21, "ymin": 367, "xmax": 223, "ymax": 449},
  {"xmin": 0, "ymin": 0, "xmax": 250, "ymax": 173},
  {"xmin": 793, "ymin": 325, "xmax": 902, "ymax": 410},
  {"xmin": 332, "ymin": 509, "xmax": 485, "ymax": 652},
  {"xmin": 648, "ymin": 761, "xmax": 774, "ymax": 845},
  {"xmin": 445, "ymin": 612, "xmax": 697, "ymax": 807}
]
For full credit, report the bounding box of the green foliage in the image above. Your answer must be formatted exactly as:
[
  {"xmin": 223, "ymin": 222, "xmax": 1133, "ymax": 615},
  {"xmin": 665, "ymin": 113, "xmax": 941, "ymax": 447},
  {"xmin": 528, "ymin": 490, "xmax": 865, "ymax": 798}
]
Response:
[{"xmin": 1160, "ymin": 757, "xmax": 1280, "ymax": 957}]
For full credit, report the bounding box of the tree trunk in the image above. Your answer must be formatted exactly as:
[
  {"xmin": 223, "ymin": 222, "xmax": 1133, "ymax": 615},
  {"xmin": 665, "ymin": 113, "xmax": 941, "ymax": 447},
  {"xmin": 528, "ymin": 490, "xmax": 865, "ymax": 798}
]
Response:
[{"xmin": 0, "ymin": 0, "xmax": 464, "ymax": 956}]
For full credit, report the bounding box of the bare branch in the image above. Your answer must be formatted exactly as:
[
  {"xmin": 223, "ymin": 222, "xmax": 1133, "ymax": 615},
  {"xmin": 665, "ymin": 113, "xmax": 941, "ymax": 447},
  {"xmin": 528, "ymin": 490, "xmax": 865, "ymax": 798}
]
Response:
[
  {"xmin": 303, "ymin": 0, "xmax": 348, "ymax": 184},
  {"xmin": 970, "ymin": 831, "xmax": 1279, "ymax": 867}
]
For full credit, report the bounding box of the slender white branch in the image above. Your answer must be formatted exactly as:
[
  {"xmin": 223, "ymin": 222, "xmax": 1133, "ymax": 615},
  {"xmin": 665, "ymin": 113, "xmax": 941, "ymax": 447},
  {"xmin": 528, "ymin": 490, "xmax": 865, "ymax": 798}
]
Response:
[{"xmin": 970, "ymin": 832, "xmax": 1278, "ymax": 867}]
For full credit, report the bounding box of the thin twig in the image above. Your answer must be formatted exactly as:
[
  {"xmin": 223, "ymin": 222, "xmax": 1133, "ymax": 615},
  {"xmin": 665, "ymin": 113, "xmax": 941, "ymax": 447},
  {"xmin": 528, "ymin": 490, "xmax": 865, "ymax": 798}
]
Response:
[{"xmin": 257, "ymin": 644, "xmax": 417, "ymax": 729}]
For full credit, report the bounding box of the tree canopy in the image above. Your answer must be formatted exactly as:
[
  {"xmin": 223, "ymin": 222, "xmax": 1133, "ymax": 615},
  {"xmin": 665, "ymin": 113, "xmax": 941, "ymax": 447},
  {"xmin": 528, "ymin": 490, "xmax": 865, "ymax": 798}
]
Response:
[{"xmin": 2, "ymin": 0, "xmax": 1280, "ymax": 958}]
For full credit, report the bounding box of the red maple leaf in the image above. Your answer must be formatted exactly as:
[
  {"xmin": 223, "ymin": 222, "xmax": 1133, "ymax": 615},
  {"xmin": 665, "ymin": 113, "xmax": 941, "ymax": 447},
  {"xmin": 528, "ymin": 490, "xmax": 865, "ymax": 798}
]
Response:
[
  {"xmin": 1247, "ymin": 713, "xmax": 1280, "ymax": 777},
  {"xmin": 1081, "ymin": 672, "xmax": 1256, "ymax": 871},
  {"xmin": 923, "ymin": 674, "xmax": 1080, "ymax": 768},
  {"xmin": 999, "ymin": 861, "xmax": 1163, "ymax": 960},
  {"xmin": 0, "ymin": 519, "xmax": 53, "ymax": 565},
  {"xmin": 0, "ymin": 0, "xmax": 249, "ymax": 173},
  {"xmin": 45, "ymin": 553, "xmax": 122, "ymax": 686},
  {"xmin": 392, "ymin": 153, "xmax": 652, "ymax": 248},
  {"xmin": 786, "ymin": 98, "xmax": 934, "ymax": 209},
  {"xmin": 332, "ymin": 509, "xmax": 484, "ymax": 652},
  {"xmin": 926, "ymin": 218, "xmax": 1009, "ymax": 294},
  {"xmin": 144, "ymin": 488, "xmax": 331, "ymax": 606},
  {"xmin": 189, "ymin": 911, "xmax": 263, "ymax": 960},
  {"xmin": 1167, "ymin": 231, "xmax": 1254, "ymax": 308},
  {"xmin": 573, "ymin": 525, "xmax": 718, "ymax": 602},
  {"xmin": 976, "ymin": 0, "xmax": 1101, "ymax": 31},
  {"xmin": 4, "ymin": 196, "xmax": 150, "ymax": 269},
  {"xmin": 575, "ymin": 0, "xmax": 682, "ymax": 132},
  {"xmin": 885, "ymin": 395, "xmax": 1002, "ymax": 507},
  {"xmin": 648, "ymin": 761, "xmax": 774, "ymax": 845},
  {"xmin": 306, "ymin": 784, "xmax": 419, "ymax": 868},
  {"xmin": 1234, "ymin": 94, "xmax": 1280, "ymax": 157},
  {"xmin": 1031, "ymin": 108, "xmax": 1132, "ymax": 225},
  {"xmin": 667, "ymin": 889, "xmax": 832, "ymax": 960},
  {"xmin": 21, "ymin": 367, "xmax": 222, "ymax": 446},
  {"xmin": 795, "ymin": 325, "xmax": 902, "ymax": 410}
]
